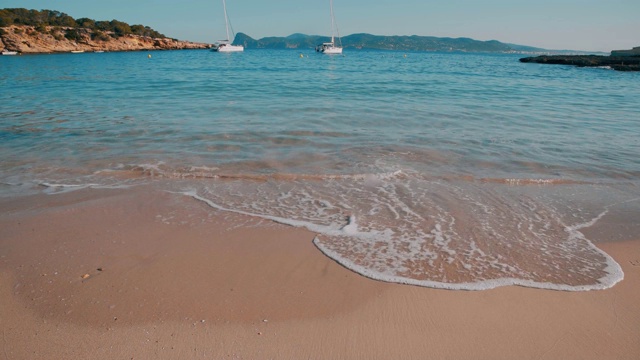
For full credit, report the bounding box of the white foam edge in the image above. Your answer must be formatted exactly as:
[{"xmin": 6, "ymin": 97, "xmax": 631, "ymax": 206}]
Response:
[
  {"xmin": 39, "ymin": 182, "xmax": 133, "ymax": 194},
  {"xmin": 182, "ymin": 190, "xmax": 372, "ymax": 238},
  {"xmin": 182, "ymin": 190, "xmax": 625, "ymax": 292},
  {"xmin": 0, "ymin": 181, "xmax": 22, "ymax": 186},
  {"xmin": 313, "ymin": 237, "xmax": 623, "ymax": 292},
  {"xmin": 315, "ymin": 207, "xmax": 625, "ymax": 291}
]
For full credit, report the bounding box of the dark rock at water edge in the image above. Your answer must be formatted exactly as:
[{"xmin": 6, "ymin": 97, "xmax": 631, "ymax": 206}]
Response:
[
  {"xmin": 519, "ymin": 55, "xmax": 640, "ymax": 71},
  {"xmin": 611, "ymin": 46, "xmax": 640, "ymax": 57}
]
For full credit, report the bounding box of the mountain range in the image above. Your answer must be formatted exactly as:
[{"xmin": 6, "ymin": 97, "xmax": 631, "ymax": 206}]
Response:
[{"xmin": 233, "ymin": 33, "xmax": 599, "ymax": 54}]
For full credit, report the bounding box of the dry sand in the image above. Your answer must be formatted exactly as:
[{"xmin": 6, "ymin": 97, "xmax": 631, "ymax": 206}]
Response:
[{"xmin": 1, "ymin": 186, "xmax": 639, "ymax": 359}]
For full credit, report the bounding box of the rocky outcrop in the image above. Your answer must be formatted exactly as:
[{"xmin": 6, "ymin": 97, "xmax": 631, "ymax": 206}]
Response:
[
  {"xmin": 611, "ymin": 46, "xmax": 640, "ymax": 57},
  {"xmin": 0, "ymin": 25, "xmax": 210, "ymax": 53},
  {"xmin": 519, "ymin": 54, "xmax": 640, "ymax": 71}
]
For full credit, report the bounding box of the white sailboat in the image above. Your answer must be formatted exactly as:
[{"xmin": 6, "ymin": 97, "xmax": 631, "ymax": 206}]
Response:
[
  {"xmin": 316, "ymin": 0, "xmax": 342, "ymax": 54},
  {"xmin": 212, "ymin": 0, "xmax": 244, "ymax": 52}
]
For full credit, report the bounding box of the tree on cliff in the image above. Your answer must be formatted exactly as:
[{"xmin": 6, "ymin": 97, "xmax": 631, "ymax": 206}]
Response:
[
  {"xmin": 76, "ymin": 17, "xmax": 96, "ymax": 29},
  {"xmin": 0, "ymin": 8, "xmax": 166, "ymax": 39},
  {"xmin": 109, "ymin": 20, "xmax": 131, "ymax": 38},
  {"xmin": 0, "ymin": 9, "xmax": 75, "ymax": 27}
]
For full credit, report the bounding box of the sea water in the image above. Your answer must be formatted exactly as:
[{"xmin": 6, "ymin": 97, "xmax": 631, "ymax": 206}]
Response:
[{"xmin": 1, "ymin": 49, "xmax": 639, "ymax": 290}]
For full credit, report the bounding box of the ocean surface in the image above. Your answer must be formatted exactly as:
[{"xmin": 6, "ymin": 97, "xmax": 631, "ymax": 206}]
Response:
[{"xmin": 2, "ymin": 49, "xmax": 639, "ymax": 291}]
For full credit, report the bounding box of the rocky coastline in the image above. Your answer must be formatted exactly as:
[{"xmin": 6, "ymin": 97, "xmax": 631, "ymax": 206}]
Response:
[
  {"xmin": 0, "ymin": 25, "xmax": 210, "ymax": 54},
  {"xmin": 519, "ymin": 53, "xmax": 640, "ymax": 72}
]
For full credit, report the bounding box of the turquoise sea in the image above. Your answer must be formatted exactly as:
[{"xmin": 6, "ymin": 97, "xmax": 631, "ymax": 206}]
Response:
[{"xmin": 1, "ymin": 49, "xmax": 639, "ymax": 290}]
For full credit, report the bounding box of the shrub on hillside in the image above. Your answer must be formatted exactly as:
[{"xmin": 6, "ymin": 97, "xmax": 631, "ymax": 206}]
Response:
[
  {"xmin": 64, "ymin": 28, "xmax": 81, "ymax": 41},
  {"xmin": 91, "ymin": 30, "xmax": 110, "ymax": 42}
]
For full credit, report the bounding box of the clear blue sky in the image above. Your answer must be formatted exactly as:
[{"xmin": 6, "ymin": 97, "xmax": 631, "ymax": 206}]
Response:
[{"xmin": 2, "ymin": 0, "xmax": 638, "ymax": 52}]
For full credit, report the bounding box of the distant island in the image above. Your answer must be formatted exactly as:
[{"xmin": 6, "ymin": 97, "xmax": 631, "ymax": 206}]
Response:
[
  {"xmin": 520, "ymin": 47, "xmax": 640, "ymax": 71},
  {"xmin": 2, "ymin": 8, "xmax": 628, "ymax": 57},
  {"xmin": 0, "ymin": 8, "xmax": 208, "ymax": 53},
  {"xmin": 233, "ymin": 32, "xmax": 596, "ymax": 54}
]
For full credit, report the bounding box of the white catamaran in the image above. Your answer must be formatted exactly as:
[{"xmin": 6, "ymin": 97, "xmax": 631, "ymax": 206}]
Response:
[
  {"xmin": 316, "ymin": 0, "xmax": 342, "ymax": 54},
  {"xmin": 212, "ymin": 0, "xmax": 244, "ymax": 52}
]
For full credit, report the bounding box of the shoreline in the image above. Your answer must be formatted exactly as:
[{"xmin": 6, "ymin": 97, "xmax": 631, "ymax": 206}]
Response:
[
  {"xmin": 1, "ymin": 47, "xmax": 210, "ymax": 56},
  {"xmin": 1, "ymin": 25, "xmax": 211, "ymax": 54},
  {"xmin": 1, "ymin": 186, "xmax": 639, "ymax": 359}
]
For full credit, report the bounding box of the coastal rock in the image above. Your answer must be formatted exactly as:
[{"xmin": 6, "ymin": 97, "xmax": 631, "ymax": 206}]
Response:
[
  {"xmin": 519, "ymin": 54, "xmax": 640, "ymax": 71},
  {"xmin": 0, "ymin": 25, "xmax": 210, "ymax": 54},
  {"xmin": 611, "ymin": 46, "xmax": 640, "ymax": 57}
]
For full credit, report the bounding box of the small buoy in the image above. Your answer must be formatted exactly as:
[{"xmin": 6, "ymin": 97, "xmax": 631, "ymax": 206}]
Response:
[
  {"xmin": 148, "ymin": 54, "xmax": 152, "ymax": 59},
  {"xmin": 300, "ymin": 53, "xmax": 303, "ymax": 58}
]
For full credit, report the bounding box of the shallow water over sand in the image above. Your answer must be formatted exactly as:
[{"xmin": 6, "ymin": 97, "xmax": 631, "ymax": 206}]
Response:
[{"xmin": 1, "ymin": 49, "xmax": 639, "ymax": 290}]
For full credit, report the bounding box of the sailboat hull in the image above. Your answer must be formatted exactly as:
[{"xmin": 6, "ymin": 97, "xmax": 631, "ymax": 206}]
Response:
[
  {"xmin": 316, "ymin": 43, "xmax": 342, "ymax": 54},
  {"xmin": 212, "ymin": 44, "xmax": 244, "ymax": 52},
  {"xmin": 321, "ymin": 46, "xmax": 342, "ymax": 54}
]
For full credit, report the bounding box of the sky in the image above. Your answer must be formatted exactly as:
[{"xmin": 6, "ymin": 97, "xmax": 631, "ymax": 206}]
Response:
[{"xmin": 1, "ymin": 0, "xmax": 638, "ymax": 52}]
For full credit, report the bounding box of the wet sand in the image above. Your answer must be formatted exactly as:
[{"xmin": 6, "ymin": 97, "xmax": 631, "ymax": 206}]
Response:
[{"xmin": 1, "ymin": 186, "xmax": 639, "ymax": 359}]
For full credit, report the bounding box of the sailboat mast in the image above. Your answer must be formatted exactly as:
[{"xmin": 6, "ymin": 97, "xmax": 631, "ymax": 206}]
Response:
[
  {"xmin": 223, "ymin": 0, "xmax": 230, "ymax": 42},
  {"xmin": 330, "ymin": 0, "xmax": 335, "ymax": 44}
]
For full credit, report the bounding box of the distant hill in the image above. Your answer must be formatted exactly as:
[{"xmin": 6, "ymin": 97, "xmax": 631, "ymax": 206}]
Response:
[
  {"xmin": 234, "ymin": 33, "xmax": 599, "ymax": 54},
  {"xmin": 235, "ymin": 32, "xmax": 515, "ymax": 52}
]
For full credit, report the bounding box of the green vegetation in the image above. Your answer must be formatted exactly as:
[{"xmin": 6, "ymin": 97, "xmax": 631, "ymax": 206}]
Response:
[
  {"xmin": 0, "ymin": 8, "xmax": 166, "ymax": 39},
  {"xmin": 64, "ymin": 28, "xmax": 82, "ymax": 41},
  {"xmin": 91, "ymin": 30, "xmax": 110, "ymax": 42},
  {"xmin": 234, "ymin": 33, "xmax": 600, "ymax": 54},
  {"xmin": 235, "ymin": 32, "xmax": 516, "ymax": 52}
]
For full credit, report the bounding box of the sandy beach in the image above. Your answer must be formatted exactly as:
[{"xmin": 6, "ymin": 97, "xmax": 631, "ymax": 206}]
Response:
[{"xmin": 1, "ymin": 186, "xmax": 638, "ymax": 359}]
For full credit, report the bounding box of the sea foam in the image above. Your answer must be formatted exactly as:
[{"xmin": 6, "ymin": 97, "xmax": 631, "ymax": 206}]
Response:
[{"xmin": 180, "ymin": 172, "xmax": 627, "ymax": 291}]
